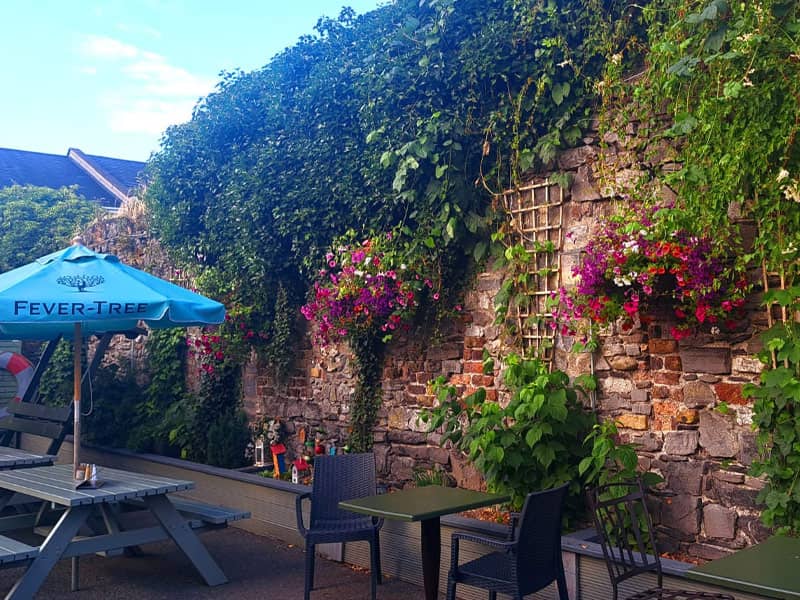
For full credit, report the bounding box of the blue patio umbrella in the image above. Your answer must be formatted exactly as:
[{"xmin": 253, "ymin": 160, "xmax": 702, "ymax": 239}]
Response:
[{"xmin": 0, "ymin": 240, "xmax": 225, "ymax": 478}]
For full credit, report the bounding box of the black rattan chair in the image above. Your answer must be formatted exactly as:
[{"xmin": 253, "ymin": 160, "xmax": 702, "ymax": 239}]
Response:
[
  {"xmin": 295, "ymin": 453, "xmax": 383, "ymax": 600},
  {"xmin": 446, "ymin": 483, "xmax": 570, "ymax": 600},
  {"xmin": 589, "ymin": 478, "xmax": 735, "ymax": 600}
]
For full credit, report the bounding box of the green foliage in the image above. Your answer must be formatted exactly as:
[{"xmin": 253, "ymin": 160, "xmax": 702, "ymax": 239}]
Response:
[
  {"xmin": 206, "ymin": 410, "xmax": 251, "ymax": 468},
  {"xmin": 264, "ymin": 284, "xmax": 294, "ymax": 382},
  {"xmin": 745, "ymin": 287, "xmax": 800, "ymax": 535},
  {"xmin": 579, "ymin": 419, "xmax": 663, "ymax": 488},
  {"xmin": 126, "ymin": 328, "xmax": 187, "ymax": 454},
  {"xmin": 347, "ymin": 331, "xmax": 385, "ymax": 453},
  {"xmin": 37, "ymin": 339, "xmax": 80, "ymax": 407},
  {"xmin": 412, "ymin": 464, "xmax": 454, "ymax": 487},
  {"xmin": 169, "ymin": 361, "xmax": 243, "ymax": 464},
  {"xmin": 626, "ymin": 0, "xmax": 800, "ymax": 534},
  {"xmin": 420, "ymin": 354, "xmax": 596, "ymax": 517},
  {"xmin": 0, "ymin": 185, "xmax": 98, "ymax": 271},
  {"xmin": 83, "ymin": 363, "xmax": 143, "ymax": 449},
  {"xmin": 145, "ymin": 0, "xmax": 647, "ymax": 351},
  {"xmin": 635, "ymin": 1, "xmax": 800, "ymax": 271}
]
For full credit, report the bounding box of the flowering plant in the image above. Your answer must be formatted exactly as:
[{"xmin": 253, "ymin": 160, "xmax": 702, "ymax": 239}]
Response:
[
  {"xmin": 187, "ymin": 304, "xmax": 269, "ymax": 376},
  {"xmin": 553, "ymin": 204, "xmax": 749, "ymax": 345},
  {"xmin": 301, "ymin": 229, "xmax": 443, "ymax": 346}
]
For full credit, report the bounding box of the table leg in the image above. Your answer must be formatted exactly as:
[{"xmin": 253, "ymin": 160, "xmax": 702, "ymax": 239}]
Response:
[
  {"xmin": 143, "ymin": 494, "xmax": 227, "ymax": 586},
  {"xmin": 6, "ymin": 505, "xmax": 92, "ymax": 600},
  {"xmin": 420, "ymin": 517, "xmax": 441, "ymax": 600}
]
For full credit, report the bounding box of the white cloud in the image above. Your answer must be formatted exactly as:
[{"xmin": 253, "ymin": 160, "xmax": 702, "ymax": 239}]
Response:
[
  {"xmin": 115, "ymin": 23, "xmax": 162, "ymax": 40},
  {"xmin": 107, "ymin": 98, "xmax": 199, "ymax": 135},
  {"xmin": 77, "ymin": 34, "xmax": 215, "ymax": 137},
  {"xmin": 80, "ymin": 35, "xmax": 139, "ymax": 59},
  {"xmin": 122, "ymin": 53, "xmax": 214, "ymax": 97}
]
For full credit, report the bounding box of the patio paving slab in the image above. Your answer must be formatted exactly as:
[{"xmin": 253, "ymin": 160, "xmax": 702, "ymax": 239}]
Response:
[{"xmin": 0, "ymin": 527, "xmax": 427, "ymax": 599}]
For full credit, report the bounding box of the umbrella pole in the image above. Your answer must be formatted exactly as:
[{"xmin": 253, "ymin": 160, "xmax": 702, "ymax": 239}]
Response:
[{"xmin": 73, "ymin": 323, "xmax": 81, "ymax": 479}]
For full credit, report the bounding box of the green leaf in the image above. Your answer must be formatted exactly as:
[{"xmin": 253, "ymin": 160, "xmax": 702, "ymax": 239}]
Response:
[
  {"xmin": 551, "ymin": 82, "xmax": 570, "ymax": 106},
  {"xmin": 445, "ymin": 217, "xmax": 457, "ymax": 240},
  {"xmin": 473, "ymin": 240, "xmax": 488, "ymax": 262},
  {"xmin": 365, "ymin": 128, "xmax": 383, "ymax": 144},
  {"xmin": 379, "ymin": 151, "xmax": 393, "ymax": 168},
  {"xmin": 723, "ymin": 81, "xmax": 743, "ymax": 99},
  {"xmin": 526, "ymin": 426, "xmax": 544, "ymax": 447}
]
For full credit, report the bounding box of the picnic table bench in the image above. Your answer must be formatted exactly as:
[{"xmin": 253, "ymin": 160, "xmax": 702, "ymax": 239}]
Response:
[
  {"xmin": 0, "ymin": 535, "xmax": 38, "ymax": 566},
  {"xmin": 121, "ymin": 496, "xmax": 250, "ymax": 529}
]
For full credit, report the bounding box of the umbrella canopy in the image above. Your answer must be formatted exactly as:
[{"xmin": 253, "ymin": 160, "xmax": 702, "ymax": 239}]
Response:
[
  {"xmin": 0, "ymin": 243, "xmax": 224, "ymax": 339},
  {"xmin": 0, "ymin": 241, "xmax": 225, "ymax": 481}
]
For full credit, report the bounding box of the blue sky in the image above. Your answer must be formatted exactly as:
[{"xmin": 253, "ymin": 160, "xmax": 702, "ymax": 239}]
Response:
[{"xmin": 0, "ymin": 1, "xmax": 383, "ymax": 162}]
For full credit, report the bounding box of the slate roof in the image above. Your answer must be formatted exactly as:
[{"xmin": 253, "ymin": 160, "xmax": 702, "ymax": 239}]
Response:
[{"xmin": 0, "ymin": 147, "xmax": 146, "ymax": 209}]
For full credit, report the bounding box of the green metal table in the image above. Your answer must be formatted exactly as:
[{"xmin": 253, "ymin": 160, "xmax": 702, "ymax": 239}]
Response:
[
  {"xmin": 339, "ymin": 486, "xmax": 509, "ymax": 600},
  {"xmin": 687, "ymin": 535, "xmax": 800, "ymax": 599}
]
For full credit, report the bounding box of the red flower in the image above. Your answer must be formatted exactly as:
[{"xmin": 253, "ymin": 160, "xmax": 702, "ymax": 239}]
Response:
[{"xmin": 670, "ymin": 326, "xmax": 691, "ymax": 341}]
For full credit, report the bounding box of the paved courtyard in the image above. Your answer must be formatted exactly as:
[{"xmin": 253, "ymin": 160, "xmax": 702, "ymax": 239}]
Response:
[{"xmin": 0, "ymin": 527, "xmax": 426, "ymax": 599}]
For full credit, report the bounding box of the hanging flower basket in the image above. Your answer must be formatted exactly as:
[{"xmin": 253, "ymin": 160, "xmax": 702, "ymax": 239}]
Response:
[{"xmin": 553, "ymin": 204, "xmax": 750, "ymax": 346}]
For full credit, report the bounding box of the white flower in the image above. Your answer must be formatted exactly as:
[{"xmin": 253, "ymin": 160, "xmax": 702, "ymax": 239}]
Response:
[
  {"xmin": 400, "ymin": 263, "xmax": 407, "ymax": 270},
  {"xmin": 354, "ymin": 270, "xmax": 364, "ymax": 277},
  {"xmin": 777, "ymin": 169, "xmax": 790, "ymax": 182},
  {"xmin": 364, "ymin": 256, "xmax": 372, "ymax": 265},
  {"xmin": 614, "ymin": 276, "xmax": 632, "ymax": 287},
  {"xmin": 711, "ymin": 326, "xmax": 720, "ymax": 335},
  {"xmin": 623, "ymin": 240, "xmax": 639, "ymax": 253}
]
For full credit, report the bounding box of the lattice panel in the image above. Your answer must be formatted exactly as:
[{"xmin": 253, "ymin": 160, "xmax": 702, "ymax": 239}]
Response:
[{"xmin": 501, "ymin": 181, "xmax": 564, "ymax": 361}]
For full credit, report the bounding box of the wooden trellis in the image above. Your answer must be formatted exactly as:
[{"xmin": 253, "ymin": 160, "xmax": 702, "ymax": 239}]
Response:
[{"xmin": 501, "ymin": 180, "xmax": 564, "ymax": 362}]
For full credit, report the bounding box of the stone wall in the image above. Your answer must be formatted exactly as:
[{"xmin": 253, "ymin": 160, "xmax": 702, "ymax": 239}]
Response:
[
  {"xmin": 552, "ymin": 119, "xmax": 767, "ymax": 560},
  {"xmin": 253, "ymin": 116, "xmax": 769, "ymax": 559},
  {"xmin": 79, "ymin": 208, "xmax": 178, "ymax": 380},
  {"xmin": 70, "ymin": 133, "xmax": 767, "ymax": 559},
  {"xmin": 254, "ymin": 274, "xmax": 503, "ymax": 490}
]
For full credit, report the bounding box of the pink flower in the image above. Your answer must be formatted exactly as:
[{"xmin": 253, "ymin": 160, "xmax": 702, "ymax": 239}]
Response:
[
  {"xmin": 433, "ymin": 292, "xmax": 440, "ymax": 301},
  {"xmin": 695, "ymin": 304, "xmax": 708, "ymax": 323}
]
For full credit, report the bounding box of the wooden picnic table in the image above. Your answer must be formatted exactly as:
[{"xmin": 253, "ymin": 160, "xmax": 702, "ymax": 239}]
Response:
[
  {"xmin": 0, "ymin": 463, "xmax": 229, "ymax": 599},
  {"xmin": 0, "ymin": 447, "xmax": 53, "ymax": 470}
]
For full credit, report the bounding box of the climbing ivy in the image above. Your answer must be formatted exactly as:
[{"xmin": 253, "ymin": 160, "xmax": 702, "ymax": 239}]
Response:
[
  {"xmin": 347, "ymin": 331, "xmax": 385, "ymax": 453},
  {"xmin": 745, "ymin": 287, "xmax": 800, "ymax": 534},
  {"xmin": 612, "ymin": 0, "xmax": 800, "ymax": 531},
  {"xmin": 145, "ymin": 0, "xmax": 648, "ymax": 437}
]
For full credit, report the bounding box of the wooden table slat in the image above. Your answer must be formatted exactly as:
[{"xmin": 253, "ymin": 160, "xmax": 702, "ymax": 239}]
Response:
[
  {"xmin": 0, "ymin": 447, "xmax": 53, "ymax": 469},
  {"xmin": 0, "ymin": 464, "xmax": 193, "ymax": 507}
]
